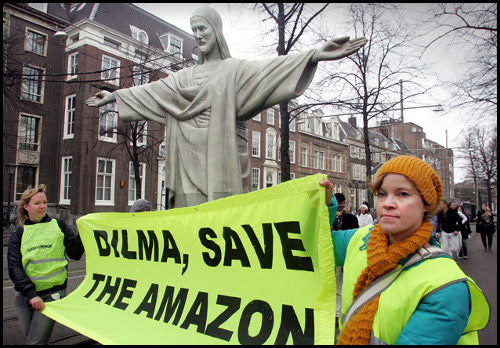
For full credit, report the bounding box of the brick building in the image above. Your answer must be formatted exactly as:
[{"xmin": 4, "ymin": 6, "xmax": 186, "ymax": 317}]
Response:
[{"xmin": 3, "ymin": 3, "xmax": 69, "ymax": 211}]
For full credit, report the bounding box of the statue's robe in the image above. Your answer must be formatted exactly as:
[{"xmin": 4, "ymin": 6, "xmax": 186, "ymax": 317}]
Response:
[{"xmin": 116, "ymin": 50, "xmax": 317, "ymax": 208}]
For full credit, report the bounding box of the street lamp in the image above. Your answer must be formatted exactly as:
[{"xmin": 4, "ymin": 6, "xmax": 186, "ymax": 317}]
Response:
[{"xmin": 5, "ymin": 163, "xmax": 17, "ymax": 225}]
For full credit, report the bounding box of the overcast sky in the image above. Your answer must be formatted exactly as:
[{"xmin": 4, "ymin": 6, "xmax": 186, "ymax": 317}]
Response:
[{"xmin": 134, "ymin": 3, "xmax": 488, "ymax": 182}]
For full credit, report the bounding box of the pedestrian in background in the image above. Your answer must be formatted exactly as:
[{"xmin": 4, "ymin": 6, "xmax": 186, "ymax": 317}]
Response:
[
  {"xmin": 363, "ymin": 201, "xmax": 376, "ymax": 220},
  {"xmin": 130, "ymin": 198, "xmax": 152, "ymax": 213},
  {"xmin": 476, "ymin": 204, "xmax": 495, "ymax": 252},
  {"xmin": 437, "ymin": 201, "xmax": 463, "ymax": 262},
  {"xmin": 332, "ymin": 193, "xmax": 359, "ymax": 231},
  {"xmin": 458, "ymin": 205, "xmax": 472, "ymax": 259},
  {"xmin": 7, "ymin": 185, "xmax": 84, "ymax": 345},
  {"xmin": 331, "ymin": 192, "xmax": 358, "ymax": 327},
  {"xmin": 320, "ymin": 155, "xmax": 489, "ymax": 344},
  {"xmin": 357, "ymin": 204, "xmax": 374, "ymax": 227}
]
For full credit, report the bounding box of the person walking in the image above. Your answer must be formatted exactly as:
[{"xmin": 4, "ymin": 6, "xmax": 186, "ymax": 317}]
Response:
[
  {"xmin": 7, "ymin": 185, "xmax": 85, "ymax": 345},
  {"xmin": 320, "ymin": 155, "xmax": 489, "ymax": 344},
  {"xmin": 458, "ymin": 205, "xmax": 472, "ymax": 259},
  {"xmin": 475, "ymin": 204, "xmax": 495, "ymax": 252},
  {"xmin": 357, "ymin": 204, "xmax": 374, "ymax": 227},
  {"xmin": 437, "ymin": 201, "xmax": 463, "ymax": 262}
]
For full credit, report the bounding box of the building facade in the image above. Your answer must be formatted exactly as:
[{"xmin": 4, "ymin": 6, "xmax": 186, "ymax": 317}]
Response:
[{"xmin": 3, "ymin": 3, "xmax": 69, "ymax": 210}]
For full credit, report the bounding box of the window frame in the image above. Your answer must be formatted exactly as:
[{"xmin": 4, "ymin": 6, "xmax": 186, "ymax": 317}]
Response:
[
  {"xmin": 63, "ymin": 94, "xmax": 76, "ymax": 139},
  {"xmin": 60, "ymin": 156, "xmax": 72, "ymax": 204},
  {"xmin": 24, "ymin": 27, "xmax": 47, "ymax": 56},
  {"xmin": 95, "ymin": 157, "xmax": 116, "ymax": 206},
  {"xmin": 21, "ymin": 65, "xmax": 45, "ymax": 103},
  {"xmin": 101, "ymin": 54, "xmax": 120, "ymax": 86}
]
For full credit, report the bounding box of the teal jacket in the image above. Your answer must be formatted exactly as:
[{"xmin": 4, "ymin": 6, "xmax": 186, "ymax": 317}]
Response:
[{"xmin": 328, "ymin": 196, "xmax": 470, "ymax": 345}]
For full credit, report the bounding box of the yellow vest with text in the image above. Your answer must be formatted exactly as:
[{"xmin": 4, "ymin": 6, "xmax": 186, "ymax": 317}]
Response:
[
  {"xmin": 340, "ymin": 225, "xmax": 490, "ymax": 345},
  {"xmin": 21, "ymin": 219, "xmax": 68, "ymax": 292}
]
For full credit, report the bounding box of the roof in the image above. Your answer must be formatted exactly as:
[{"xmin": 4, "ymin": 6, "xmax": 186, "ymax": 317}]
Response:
[{"xmin": 68, "ymin": 3, "xmax": 197, "ymax": 60}]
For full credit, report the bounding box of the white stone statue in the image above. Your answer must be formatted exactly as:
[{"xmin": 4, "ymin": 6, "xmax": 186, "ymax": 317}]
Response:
[{"xmin": 86, "ymin": 7, "xmax": 367, "ymax": 208}]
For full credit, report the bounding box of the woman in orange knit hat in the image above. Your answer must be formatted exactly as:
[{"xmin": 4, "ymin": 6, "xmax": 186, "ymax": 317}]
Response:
[{"xmin": 320, "ymin": 155, "xmax": 489, "ymax": 344}]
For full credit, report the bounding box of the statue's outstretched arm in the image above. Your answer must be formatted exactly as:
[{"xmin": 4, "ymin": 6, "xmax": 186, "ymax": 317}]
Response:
[
  {"xmin": 311, "ymin": 36, "xmax": 368, "ymax": 64},
  {"xmin": 86, "ymin": 91, "xmax": 116, "ymax": 107}
]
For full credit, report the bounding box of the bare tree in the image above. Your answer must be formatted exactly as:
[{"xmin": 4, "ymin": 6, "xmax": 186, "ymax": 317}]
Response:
[
  {"xmin": 458, "ymin": 126, "xmax": 497, "ymax": 209},
  {"xmin": 87, "ymin": 46, "xmax": 193, "ymax": 200},
  {"xmin": 312, "ymin": 4, "xmax": 434, "ymax": 204},
  {"xmin": 422, "ymin": 3, "xmax": 497, "ymax": 122},
  {"xmin": 257, "ymin": 3, "xmax": 329, "ymax": 183}
]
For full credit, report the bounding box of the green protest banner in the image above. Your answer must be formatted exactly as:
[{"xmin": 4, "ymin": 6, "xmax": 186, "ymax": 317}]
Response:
[{"xmin": 42, "ymin": 174, "xmax": 336, "ymax": 344}]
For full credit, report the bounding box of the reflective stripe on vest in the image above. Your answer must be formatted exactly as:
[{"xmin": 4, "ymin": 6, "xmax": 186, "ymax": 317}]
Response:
[
  {"xmin": 21, "ymin": 219, "xmax": 68, "ymax": 291},
  {"xmin": 340, "ymin": 226, "xmax": 490, "ymax": 345}
]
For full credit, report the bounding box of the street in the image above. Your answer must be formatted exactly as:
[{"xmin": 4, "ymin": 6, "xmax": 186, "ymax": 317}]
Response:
[{"xmin": 3, "ymin": 223, "xmax": 497, "ymax": 345}]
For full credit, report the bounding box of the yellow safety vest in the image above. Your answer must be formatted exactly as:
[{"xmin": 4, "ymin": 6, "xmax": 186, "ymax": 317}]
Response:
[
  {"xmin": 20, "ymin": 219, "xmax": 68, "ymax": 292},
  {"xmin": 340, "ymin": 225, "xmax": 490, "ymax": 345}
]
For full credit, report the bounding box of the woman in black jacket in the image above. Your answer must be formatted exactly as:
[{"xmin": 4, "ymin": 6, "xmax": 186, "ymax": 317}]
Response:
[
  {"xmin": 7, "ymin": 185, "xmax": 84, "ymax": 345},
  {"xmin": 475, "ymin": 204, "xmax": 495, "ymax": 252}
]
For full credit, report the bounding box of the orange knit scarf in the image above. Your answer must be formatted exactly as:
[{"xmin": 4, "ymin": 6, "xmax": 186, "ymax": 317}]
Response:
[{"xmin": 337, "ymin": 220, "xmax": 433, "ymax": 345}]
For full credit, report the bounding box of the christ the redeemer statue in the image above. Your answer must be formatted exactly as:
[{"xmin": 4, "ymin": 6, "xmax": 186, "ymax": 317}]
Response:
[{"xmin": 87, "ymin": 7, "xmax": 367, "ymax": 208}]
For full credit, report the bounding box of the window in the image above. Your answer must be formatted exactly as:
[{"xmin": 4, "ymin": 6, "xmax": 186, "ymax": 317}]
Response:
[
  {"xmin": 22, "ymin": 66, "xmax": 44, "ymax": 102},
  {"xmin": 129, "ymin": 162, "xmax": 145, "ymax": 204},
  {"xmin": 252, "ymin": 131, "xmax": 260, "ymax": 157},
  {"xmin": 159, "ymin": 34, "xmax": 183, "ymax": 55},
  {"xmin": 96, "ymin": 158, "xmax": 115, "ymax": 205},
  {"xmin": 64, "ymin": 94, "xmax": 76, "ymax": 139},
  {"xmin": 101, "ymin": 55, "xmax": 120, "ymax": 85},
  {"xmin": 267, "ymin": 109, "xmax": 275, "ymax": 125},
  {"xmin": 137, "ymin": 30, "xmax": 148, "ymax": 45},
  {"xmin": 25, "ymin": 28, "xmax": 46, "ymax": 55},
  {"xmin": 289, "ymin": 117, "xmax": 295, "ymax": 132},
  {"xmin": 99, "ymin": 102, "xmax": 117, "ymax": 142},
  {"xmin": 251, "ymin": 168, "xmax": 260, "ymax": 191},
  {"xmin": 266, "ymin": 129, "xmax": 276, "ymax": 160},
  {"xmin": 60, "ymin": 156, "xmax": 72, "ymax": 204},
  {"xmin": 103, "ymin": 37, "xmax": 121, "ymax": 50},
  {"xmin": 332, "ymin": 153, "xmax": 337, "ymax": 172},
  {"xmin": 289, "ymin": 141, "xmax": 296, "ymax": 164},
  {"xmin": 313, "ymin": 149, "xmax": 319, "ymax": 169},
  {"xmin": 19, "ymin": 114, "xmax": 40, "ymax": 151},
  {"xmin": 301, "ymin": 147, "xmax": 308, "ymax": 167},
  {"xmin": 337, "ymin": 155, "xmax": 342, "ymax": 172},
  {"xmin": 67, "ymin": 52, "xmax": 78, "ymax": 79},
  {"xmin": 169, "ymin": 36, "xmax": 182, "ymax": 54},
  {"xmin": 15, "ymin": 166, "xmax": 37, "ymax": 201},
  {"xmin": 319, "ymin": 151, "xmax": 325, "ymax": 170},
  {"xmin": 131, "ymin": 121, "xmax": 147, "ymax": 147},
  {"xmin": 133, "ymin": 66, "xmax": 149, "ymax": 86}
]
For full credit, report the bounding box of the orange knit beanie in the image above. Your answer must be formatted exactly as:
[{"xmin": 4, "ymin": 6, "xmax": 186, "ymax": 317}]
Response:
[{"xmin": 376, "ymin": 156, "xmax": 442, "ymax": 215}]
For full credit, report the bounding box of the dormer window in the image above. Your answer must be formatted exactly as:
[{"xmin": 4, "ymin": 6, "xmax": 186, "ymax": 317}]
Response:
[
  {"xmin": 158, "ymin": 33, "xmax": 183, "ymax": 56},
  {"xmin": 130, "ymin": 25, "xmax": 149, "ymax": 45},
  {"xmin": 137, "ymin": 30, "xmax": 148, "ymax": 45}
]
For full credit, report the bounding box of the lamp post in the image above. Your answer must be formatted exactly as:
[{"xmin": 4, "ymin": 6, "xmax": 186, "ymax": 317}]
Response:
[{"xmin": 5, "ymin": 163, "xmax": 17, "ymax": 225}]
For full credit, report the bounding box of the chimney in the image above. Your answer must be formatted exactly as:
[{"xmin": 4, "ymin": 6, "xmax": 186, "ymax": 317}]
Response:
[{"xmin": 348, "ymin": 116, "xmax": 357, "ymax": 128}]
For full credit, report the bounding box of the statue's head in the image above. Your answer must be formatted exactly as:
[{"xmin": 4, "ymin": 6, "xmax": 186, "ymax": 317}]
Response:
[{"xmin": 190, "ymin": 7, "xmax": 231, "ymax": 63}]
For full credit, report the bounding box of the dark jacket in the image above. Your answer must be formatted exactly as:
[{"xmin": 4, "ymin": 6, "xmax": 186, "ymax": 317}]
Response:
[
  {"xmin": 333, "ymin": 211, "xmax": 360, "ymax": 231},
  {"xmin": 7, "ymin": 215, "xmax": 84, "ymax": 301},
  {"xmin": 476, "ymin": 209, "xmax": 494, "ymax": 233},
  {"xmin": 441, "ymin": 208, "xmax": 463, "ymax": 233}
]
